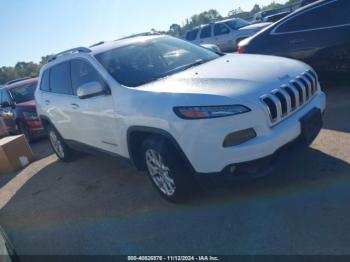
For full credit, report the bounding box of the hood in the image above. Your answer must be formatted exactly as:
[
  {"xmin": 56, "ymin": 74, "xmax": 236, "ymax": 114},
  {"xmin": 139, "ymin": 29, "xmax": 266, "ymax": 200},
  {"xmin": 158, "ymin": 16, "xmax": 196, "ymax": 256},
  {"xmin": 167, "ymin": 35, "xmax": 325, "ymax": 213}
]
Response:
[
  {"xmin": 137, "ymin": 54, "xmax": 310, "ymax": 102},
  {"xmin": 239, "ymin": 22, "xmax": 272, "ymax": 31},
  {"xmin": 16, "ymin": 100, "xmax": 36, "ymax": 110}
]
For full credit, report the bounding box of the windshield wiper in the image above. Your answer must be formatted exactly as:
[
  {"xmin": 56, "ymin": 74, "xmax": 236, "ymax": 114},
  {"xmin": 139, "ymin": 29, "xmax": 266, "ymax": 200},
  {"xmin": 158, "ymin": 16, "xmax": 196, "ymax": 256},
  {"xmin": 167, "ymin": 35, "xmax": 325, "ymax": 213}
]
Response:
[{"xmin": 167, "ymin": 59, "xmax": 208, "ymax": 75}]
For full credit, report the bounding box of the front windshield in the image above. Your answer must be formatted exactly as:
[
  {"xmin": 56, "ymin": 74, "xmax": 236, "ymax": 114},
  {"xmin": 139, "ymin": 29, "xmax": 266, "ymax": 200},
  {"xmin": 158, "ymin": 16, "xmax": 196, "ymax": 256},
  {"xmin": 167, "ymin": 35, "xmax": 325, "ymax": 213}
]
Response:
[
  {"xmin": 95, "ymin": 37, "xmax": 220, "ymax": 87},
  {"xmin": 225, "ymin": 18, "xmax": 250, "ymax": 30},
  {"xmin": 9, "ymin": 84, "xmax": 36, "ymax": 103}
]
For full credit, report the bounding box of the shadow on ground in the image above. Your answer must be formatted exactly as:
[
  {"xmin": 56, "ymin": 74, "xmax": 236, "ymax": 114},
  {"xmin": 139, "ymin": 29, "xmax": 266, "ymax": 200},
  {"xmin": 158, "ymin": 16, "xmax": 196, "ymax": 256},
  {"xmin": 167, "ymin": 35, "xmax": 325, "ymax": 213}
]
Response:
[{"xmin": 0, "ymin": 144, "xmax": 350, "ymax": 255}]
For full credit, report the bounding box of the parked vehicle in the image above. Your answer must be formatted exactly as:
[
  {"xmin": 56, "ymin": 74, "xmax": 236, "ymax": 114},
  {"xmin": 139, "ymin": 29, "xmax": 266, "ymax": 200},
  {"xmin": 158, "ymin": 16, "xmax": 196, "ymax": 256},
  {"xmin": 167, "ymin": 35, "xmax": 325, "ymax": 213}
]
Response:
[
  {"xmin": 238, "ymin": 0, "xmax": 350, "ymax": 81},
  {"xmin": 36, "ymin": 35, "xmax": 326, "ymax": 202},
  {"xmin": 0, "ymin": 77, "xmax": 45, "ymax": 142},
  {"xmin": 184, "ymin": 18, "xmax": 271, "ymax": 52}
]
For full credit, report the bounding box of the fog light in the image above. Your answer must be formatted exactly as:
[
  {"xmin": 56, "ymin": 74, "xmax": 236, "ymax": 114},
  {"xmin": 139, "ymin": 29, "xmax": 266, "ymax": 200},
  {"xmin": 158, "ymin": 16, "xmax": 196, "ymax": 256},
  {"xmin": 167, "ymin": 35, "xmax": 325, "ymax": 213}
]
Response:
[{"xmin": 223, "ymin": 128, "xmax": 257, "ymax": 148}]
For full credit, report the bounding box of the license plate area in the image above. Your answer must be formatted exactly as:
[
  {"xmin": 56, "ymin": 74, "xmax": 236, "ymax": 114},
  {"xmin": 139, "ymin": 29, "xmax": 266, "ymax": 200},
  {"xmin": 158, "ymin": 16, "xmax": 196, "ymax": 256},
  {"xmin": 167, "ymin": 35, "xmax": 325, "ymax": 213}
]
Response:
[{"xmin": 300, "ymin": 108, "xmax": 323, "ymax": 144}]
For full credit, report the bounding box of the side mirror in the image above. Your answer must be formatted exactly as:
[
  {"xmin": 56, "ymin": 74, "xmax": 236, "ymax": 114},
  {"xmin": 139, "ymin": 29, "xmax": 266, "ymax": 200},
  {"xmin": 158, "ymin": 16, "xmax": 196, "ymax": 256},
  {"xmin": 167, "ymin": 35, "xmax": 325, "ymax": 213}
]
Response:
[{"xmin": 77, "ymin": 81, "xmax": 106, "ymax": 99}]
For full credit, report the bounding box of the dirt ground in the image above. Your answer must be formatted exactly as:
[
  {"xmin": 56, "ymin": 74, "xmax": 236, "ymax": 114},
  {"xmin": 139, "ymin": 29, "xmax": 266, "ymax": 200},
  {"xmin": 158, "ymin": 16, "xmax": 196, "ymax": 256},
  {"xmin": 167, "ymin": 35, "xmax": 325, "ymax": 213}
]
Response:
[{"xmin": 0, "ymin": 85, "xmax": 349, "ymax": 255}]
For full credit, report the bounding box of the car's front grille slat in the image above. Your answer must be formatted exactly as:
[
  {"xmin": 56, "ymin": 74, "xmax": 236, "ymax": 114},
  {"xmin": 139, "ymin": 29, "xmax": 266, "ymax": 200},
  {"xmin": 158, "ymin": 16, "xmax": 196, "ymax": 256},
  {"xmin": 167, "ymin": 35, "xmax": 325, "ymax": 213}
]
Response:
[{"xmin": 260, "ymin": 70, "xmax": 319, "ymax": 125}]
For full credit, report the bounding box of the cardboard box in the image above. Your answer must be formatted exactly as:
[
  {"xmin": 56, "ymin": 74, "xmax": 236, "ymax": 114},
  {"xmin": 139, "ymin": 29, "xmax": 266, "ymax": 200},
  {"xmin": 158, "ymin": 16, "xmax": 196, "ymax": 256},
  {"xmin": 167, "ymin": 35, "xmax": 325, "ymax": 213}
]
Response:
[{"xmin": 0, "ymin": 135, "xmax": 34, "ymax": 174}]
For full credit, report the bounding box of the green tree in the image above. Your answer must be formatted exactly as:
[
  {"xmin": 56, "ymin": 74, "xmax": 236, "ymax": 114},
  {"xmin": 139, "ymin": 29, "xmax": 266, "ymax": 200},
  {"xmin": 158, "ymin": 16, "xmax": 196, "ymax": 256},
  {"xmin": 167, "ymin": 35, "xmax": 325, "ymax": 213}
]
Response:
[
  {"xmin": 169, "ymin": 24, "xmax": 182, "ymax": 37},
  {"xmin": 250, "ymin": 4, "xmax": 261, "ymax": 15}
]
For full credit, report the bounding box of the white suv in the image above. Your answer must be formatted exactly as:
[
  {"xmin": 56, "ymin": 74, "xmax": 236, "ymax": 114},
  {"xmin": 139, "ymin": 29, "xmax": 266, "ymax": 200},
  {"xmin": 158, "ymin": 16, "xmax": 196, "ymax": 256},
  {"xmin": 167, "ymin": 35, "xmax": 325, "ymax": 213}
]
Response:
[{"xmin": 35, "ymin": 35, "xmax": 326, "ymax": 202}]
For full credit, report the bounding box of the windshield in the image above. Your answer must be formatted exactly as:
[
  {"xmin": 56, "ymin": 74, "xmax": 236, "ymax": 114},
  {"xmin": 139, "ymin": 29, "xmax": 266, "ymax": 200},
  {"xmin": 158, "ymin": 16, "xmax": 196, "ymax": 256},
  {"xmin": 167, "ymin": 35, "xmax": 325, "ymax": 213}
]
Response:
[
  {"xmin": 225, "ymin": 19, "xmax": 250, "ymax": 30},
  {"xmin": 95, "ymin": 37, "xmax": 220, "ymax": 87},
  {"xmin": 9, "ymin": 83, "xmax": 36, "ymax": 103}
]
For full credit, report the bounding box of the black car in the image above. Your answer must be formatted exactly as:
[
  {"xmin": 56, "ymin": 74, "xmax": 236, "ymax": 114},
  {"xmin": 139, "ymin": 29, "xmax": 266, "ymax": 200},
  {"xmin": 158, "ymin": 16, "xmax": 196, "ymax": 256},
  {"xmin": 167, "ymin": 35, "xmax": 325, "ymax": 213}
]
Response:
[{"xmin": 238, "ymin": 0, "xmax": 350, "ymax": 81}]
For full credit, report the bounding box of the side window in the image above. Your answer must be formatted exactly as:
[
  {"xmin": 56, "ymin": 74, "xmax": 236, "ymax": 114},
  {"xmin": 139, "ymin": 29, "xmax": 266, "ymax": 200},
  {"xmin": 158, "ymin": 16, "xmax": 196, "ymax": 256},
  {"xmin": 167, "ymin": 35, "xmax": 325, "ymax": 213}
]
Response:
[
  {"xmin": 2, "ymin": 90, "xmax": 13, "ymax": 105},
  {"xmin": 40, "ymin": 70, "xmax": 50, "ymax": 91},
  {"xmin": 70, "ymin": 60, "xmax": 105, "ymax": 95},
  {"xmin": 200, "ymin": 25, "xmax": 212, "ymax": 39},
  {"xmin": 185, "ymin": 29, "xmax": 199, "ymax": 41},
  {"xmin": 214, "ymin": 23, "xmax": 230, "ymax": 36},
  {"xmin": 276, "ymin": 0, "xmax": 350, "ymax": 33},
  {"xmin": 0, "ymin": 90, "xmax": 3, "ymax": 104},
  {"xmin": 50, "ymin": 62, "xmax": 73, "ymax": 95}
]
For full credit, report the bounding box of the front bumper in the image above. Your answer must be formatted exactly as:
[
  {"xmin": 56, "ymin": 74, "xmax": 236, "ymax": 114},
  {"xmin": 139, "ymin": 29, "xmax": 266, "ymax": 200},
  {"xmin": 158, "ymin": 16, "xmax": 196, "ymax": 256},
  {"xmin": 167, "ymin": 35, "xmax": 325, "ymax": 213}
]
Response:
[{"xmin": 176, "ymin": 92, "xmax": 326, "ymax": 174}]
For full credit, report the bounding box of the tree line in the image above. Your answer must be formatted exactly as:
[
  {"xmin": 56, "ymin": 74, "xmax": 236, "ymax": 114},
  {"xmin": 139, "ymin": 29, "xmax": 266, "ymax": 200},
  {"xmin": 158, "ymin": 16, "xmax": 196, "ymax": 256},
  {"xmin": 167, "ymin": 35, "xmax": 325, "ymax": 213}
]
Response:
[{"xmin": 0, "ymin": 0, "xmax": 299, "ymax": 85}]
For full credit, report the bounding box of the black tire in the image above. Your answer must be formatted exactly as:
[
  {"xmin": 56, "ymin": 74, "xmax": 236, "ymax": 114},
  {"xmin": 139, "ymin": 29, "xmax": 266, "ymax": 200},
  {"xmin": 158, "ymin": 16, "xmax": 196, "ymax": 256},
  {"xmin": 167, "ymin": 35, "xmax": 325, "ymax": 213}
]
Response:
[
  {"xmin": 142, "ymin": 136, "xmax": 195, "ymax": 203},
  {"xmin": 47, "ymin": 125, "xmax": 73, "ymax": 162}
]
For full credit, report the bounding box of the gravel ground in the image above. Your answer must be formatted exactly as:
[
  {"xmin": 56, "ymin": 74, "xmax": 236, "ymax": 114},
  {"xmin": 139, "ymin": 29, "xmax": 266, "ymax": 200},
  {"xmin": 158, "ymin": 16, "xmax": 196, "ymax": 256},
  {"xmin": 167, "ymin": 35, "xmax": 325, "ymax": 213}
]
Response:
[{"xmin": 0, "ymin": 85, "xmax": 349, "ymax": 256}]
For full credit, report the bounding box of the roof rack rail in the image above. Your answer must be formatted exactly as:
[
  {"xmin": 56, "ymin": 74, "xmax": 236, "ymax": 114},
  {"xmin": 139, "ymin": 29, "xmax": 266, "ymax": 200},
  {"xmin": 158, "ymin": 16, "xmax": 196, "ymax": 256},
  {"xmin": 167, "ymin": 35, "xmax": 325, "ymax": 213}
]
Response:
[
  {"xmin": 89, "ymin": 41, "xmax": 105, "ymax": 47},
  {"xmin": 5, "ymin": 77, "xmax": 32, "ymax": 85},
  {"xmin": 48, "ymin": 47, "xmax": 92, "ymax": 62}
]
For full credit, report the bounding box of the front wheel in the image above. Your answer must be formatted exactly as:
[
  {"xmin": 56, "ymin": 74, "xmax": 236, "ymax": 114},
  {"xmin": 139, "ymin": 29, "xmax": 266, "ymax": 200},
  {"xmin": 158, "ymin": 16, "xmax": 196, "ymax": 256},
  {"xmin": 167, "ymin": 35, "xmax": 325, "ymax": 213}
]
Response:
[
  {"xmin": 142, "ymin": 137, "xmax": 195, "ymax": 203},
  {"xmin": 47, "ymin": 126, "xmax": 73, "ymax": 162}
]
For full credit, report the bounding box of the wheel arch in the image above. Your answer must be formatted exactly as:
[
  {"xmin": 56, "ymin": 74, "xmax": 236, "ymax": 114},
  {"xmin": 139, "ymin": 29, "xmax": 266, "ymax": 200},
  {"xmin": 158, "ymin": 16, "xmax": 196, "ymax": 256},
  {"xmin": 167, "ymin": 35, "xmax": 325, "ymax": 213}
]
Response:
[{"xmin": 127, "ymin": 126, "xmax": 195, "ymax": 173}]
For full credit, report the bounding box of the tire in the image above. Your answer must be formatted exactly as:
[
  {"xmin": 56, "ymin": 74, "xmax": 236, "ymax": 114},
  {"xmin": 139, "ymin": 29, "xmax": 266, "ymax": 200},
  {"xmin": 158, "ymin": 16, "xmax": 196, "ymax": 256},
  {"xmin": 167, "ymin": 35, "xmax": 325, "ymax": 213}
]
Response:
[
  {"xmin": 142, "ymin": 136, "xmax": 195, "ymax": 203},
  {"xmin": 47, "ymin": 125, "xmax": 73, "ymax": 162}
]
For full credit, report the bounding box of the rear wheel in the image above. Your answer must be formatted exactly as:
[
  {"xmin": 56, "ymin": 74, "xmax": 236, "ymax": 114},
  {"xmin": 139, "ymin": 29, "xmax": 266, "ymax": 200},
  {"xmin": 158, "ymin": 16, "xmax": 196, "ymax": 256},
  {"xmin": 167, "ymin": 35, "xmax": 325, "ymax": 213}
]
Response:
[
  {"xmin": 142, "ymin": 136, "xmax": 195, "ymax": 203},
  {"xmin": 47, "ymin": 126, "xmax": 73, "ymax": 162}
]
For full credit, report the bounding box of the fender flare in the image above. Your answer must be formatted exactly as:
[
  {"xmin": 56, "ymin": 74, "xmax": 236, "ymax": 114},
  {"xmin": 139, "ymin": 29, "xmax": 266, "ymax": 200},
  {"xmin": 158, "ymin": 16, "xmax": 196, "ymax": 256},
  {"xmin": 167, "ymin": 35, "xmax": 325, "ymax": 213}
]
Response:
[{"xmin": 127, "ymin": 126, "xmax": 195, "ymax": 173}]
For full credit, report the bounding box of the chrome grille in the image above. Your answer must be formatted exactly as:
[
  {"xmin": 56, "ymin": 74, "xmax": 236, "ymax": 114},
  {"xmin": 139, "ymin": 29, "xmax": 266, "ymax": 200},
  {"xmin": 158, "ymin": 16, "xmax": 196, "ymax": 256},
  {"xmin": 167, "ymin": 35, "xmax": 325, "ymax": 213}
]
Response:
[{"xmin": 261, "ymin": 70, "xmax": 319, "ymax": 125}]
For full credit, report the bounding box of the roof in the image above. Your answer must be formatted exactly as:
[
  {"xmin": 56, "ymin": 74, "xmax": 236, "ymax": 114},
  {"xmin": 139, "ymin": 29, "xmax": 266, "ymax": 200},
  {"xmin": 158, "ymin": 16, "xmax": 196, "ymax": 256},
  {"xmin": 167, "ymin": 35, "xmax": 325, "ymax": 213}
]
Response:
[
  {"xmin": 42, "ymin": 35, "xmax": 166, "ymax": 68},
  {"xmin": 4, "ymin": 77, "xmax": 38, "ymax": 89}
]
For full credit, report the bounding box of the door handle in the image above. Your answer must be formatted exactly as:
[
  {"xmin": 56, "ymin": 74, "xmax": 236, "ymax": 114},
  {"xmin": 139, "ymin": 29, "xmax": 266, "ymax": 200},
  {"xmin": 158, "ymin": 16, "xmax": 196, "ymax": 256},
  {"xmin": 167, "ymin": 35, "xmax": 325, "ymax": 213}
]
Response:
[
  {"xmin": 70, "ymin": 103, "xmax": 79, "ymax": 109},
  {"xmin": 45, "ymin": 100, "xmax": 50, "ymax": 105}
]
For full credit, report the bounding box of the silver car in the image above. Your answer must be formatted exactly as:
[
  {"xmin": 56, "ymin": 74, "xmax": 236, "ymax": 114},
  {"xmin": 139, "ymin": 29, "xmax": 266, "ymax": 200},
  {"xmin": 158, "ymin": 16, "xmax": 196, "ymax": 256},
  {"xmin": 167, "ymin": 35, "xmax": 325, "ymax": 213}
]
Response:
[{"xmin": 184, "ymin": 18, "xmax": 271, "ymax": 52}]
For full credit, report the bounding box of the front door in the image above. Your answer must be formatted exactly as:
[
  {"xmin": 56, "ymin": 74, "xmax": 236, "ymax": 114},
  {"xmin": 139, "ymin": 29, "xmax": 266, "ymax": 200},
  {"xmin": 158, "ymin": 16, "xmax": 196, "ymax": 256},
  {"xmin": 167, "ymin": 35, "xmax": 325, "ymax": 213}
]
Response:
[{"xmin": 68, "ymin": 59, "xmax": 119, "ymax": 153}]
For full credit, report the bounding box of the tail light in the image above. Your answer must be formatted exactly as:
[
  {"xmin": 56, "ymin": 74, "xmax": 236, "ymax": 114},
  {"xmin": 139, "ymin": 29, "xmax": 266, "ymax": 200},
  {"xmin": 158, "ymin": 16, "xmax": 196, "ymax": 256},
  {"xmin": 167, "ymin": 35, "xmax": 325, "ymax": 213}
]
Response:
[{"xmin": 237, "ymin": 46, "xmax": 246, "ymax": 54}]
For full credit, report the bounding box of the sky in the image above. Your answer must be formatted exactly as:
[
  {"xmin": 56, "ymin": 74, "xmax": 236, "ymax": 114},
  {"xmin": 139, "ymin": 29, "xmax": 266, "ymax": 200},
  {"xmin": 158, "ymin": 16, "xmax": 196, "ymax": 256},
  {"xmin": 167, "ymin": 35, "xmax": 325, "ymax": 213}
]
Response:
[{"xmin": 0, "ymin": 0, "xmax": 284, "ymax": 67}]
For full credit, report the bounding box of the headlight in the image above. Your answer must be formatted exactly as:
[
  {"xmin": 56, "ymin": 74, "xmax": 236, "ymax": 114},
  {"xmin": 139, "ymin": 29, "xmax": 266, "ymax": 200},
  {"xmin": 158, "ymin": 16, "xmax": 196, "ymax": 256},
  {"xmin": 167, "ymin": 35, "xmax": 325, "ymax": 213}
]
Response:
[
  {"xmin": 173, "ymin": 105, "xmax": 250, "ymax": 119},
  {"xmin": 23, "ymin": 111, "xmax": 39, "ymax": 121}
]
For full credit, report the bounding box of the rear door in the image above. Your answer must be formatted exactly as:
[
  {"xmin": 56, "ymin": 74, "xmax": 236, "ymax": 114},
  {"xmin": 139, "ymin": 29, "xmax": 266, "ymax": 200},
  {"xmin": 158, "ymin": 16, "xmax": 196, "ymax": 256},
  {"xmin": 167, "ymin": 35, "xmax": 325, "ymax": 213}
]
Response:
[
  {"xmin": 41, "ymin": 61, "xmax": 78, "ymax": 140},
  {"xmin": 213, "ymin": 23, "xmax": 234, "ymax": 52}
]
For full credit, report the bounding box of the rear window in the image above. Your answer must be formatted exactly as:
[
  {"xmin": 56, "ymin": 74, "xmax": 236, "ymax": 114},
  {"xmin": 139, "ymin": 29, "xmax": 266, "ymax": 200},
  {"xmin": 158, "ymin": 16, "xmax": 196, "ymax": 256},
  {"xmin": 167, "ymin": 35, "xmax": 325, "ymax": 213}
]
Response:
[
  {"xmin": 50, "ymin": 62, "xmax": 73, "ymax": 95},
  {"xmin": 9, "ymin": 84, "xmax": 37, "ymax": 104},
  {"xmin": 225, "ymin": 19, "xmax": 250, "ymax": 30},
  {"xmin": 185, "ymin": 29, "xmax": 199, "ymax": 41}
]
